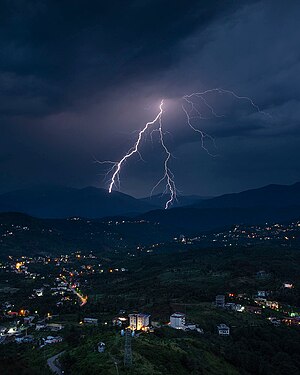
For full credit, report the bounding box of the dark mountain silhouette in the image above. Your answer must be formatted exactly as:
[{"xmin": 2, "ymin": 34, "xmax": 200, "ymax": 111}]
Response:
[
  {"xmin": 140, "ymin": 194, "xmax": 211, "ymax": 208},
  {"xmin": 192, "ymin": 182, "xmax": 300, "ymax": 209},
  {"xmin": 0, "ymin": 186, "xmax": 157, "ymax": 218},
  {"xmin": 140, "ymin": 206, "xmax": 300, "ymax": 233},
  {"xmin": 0, "ymin": 182, "xmax": 299, "ymax": 231},
  {"xmin": 0, "ymin": 212, "xmax": 173, "ymax": 256},
  {"xmin": 139, "ymin": 182, "xmax": 300, "ymax": 233}
]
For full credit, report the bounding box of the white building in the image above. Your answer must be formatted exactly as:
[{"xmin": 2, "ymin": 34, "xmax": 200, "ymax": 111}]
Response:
[
  {"xmin": 36, "ymin": 323, "xmax": 47, "ymax": 330},
  {"xmin": 217, "ymin": 324, "xmax": 230, "ymax": 336},
  {"xmin": 184, "ymin": 323, "xmax": 196, "ymax": 331},
  {"xmin": 257, "ymin": 290, "xmax": 266, "ymax": 297},
  {"xmin": 224, "ymin": 303, "xmax": 244, "ymax": 312},
  {"xmin": 34, "ymin": 288, "xmax": 44, "ymax": 297},
  {"xmin": 170, "ymin": 312, "xmax": 186, "ymax": 329},
  {"xmin": 83, "ymin": 317, "xmax": 98, "ymax": 325},
  {"xmin": 46, "ymin": 323, "xmax": 64, "ymax": 331},
  {"xmin": 97, "ymin": 342, "xmax": 105, "ymax": 353},
  {"xmin": 129, "ymin": 313, "xmax": 150, "ymax": 330},
  {"xmin": 234, "ymin": 304, "xmax": 244, "ymax": 312},
  {"xmin": 43, "ymin": 335, "xmax": 63, "ymax": 344}
]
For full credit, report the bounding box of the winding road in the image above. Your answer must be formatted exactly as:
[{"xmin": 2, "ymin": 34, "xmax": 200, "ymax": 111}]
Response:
[{"xmin": 47, "ymin": 351, "xmax": 65, "ymax": 375}]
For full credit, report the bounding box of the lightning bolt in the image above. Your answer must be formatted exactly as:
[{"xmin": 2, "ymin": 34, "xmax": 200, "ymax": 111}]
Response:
[
  {"xmin": 98, "ymin": 100, "xmax": 167, "ymax": 191},
  {"xmin": 99, "ymin": 88, "xmax": 269, "ymax": 209},
  {"xmin": 150, "ymin": 108, "xmax": 177, "ymax": 209}
]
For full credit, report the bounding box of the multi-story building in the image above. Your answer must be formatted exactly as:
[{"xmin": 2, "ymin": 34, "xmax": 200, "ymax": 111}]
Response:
[
  {"xmin": 170, "ymin": 312, "xmax": 186, "ymax": 329},
  {"xmin": 129, "ymin": 313, "xmax": 150, "ymax": 330},
  {"xmin": 215, "ymin": 295, "xmax": 225, "ymax": 308}
]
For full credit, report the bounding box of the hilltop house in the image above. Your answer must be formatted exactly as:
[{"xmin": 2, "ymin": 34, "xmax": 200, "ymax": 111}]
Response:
[
  {"xmin": 217, "ymin": 324, "xmax": 230, "ymax": 336},
  {"xmin": 97, "ymin": 342, "xmax": 106, "ymax": 353}
]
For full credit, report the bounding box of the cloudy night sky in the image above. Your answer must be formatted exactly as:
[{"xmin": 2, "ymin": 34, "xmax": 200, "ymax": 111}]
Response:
[{"xmin": 1, "ymin": 0, "xmax": 299, "ymax": 198}]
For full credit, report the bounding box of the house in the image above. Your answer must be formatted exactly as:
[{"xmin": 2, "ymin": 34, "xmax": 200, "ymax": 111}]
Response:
[
  {"xmin": 282, "ymin": 317, "xmax": 300, "ymax": 326},
  {"xmin": 151, "ymin": 321, "xmax": 161, "ymax": 328},
  {"xmin": 46, "ymin": 323, "xmax": 64, "ymax": 331},
  {"xmin": 215, "ymin": 295, "xmax": 225, "ymax": 308},
  {"xmin": 112, "ymin": 316, "xmax": 127, "ymax": 327},
  {"xmin": 24, "ymin": 316, "xmax": 35, "ymax": 324},
  {"xmin": 268, "ymin": 317, "xmax": 281, "ymax": 326},
  {"xmin": 43, "ymin": 336, "xmax": 63, "ymax": 344},
  {"xmin": 169, "ymin": 313, "xmax": 200, "ymax": 332},
  {"xmin": 0, "ymin": 336, "xmax": 6, "ymax": 344},
  {"xmin": 255, "ymin": 297, "xmax": 267, "ymax": 305},
  {"xmin": 16, "ymin": 335, "xmax": 34, "ymax": 344},
  {"xmin": 34, "ymin": 288, "xmax": 44, "ymax": 297},
  {"xmin": 245, "ymin": 306, "xmax": 262, "ymax": 315},
  {"xmin": 170, "ymin": 312, "xmax": 186, "ymax": 329},
  {"xmin": 265, "ymin": 300, "xmax": 279, "ymax": 310},
  {"xmin": 224, "ymin": 302, "xmax": 236, "ymax": 310},
  {"xmin": 7, "ymin": 326, "xmax": 20, "ymax": 335},
  {"xmin": 97, "ymin": 342, "xmax": 105, "ymax": 353},
  {"xmin": 256, "ymin": 270, "xmax": 269, "ymax": 279},
  {"xmin": 36, "ymin": 322, "xmax": 47, "ymax": 330},
  {"xmin": 83, "ymin": 317, "xmax": 98, "ymax": 325},
  {"xmin": 217, "ymin": 324, "xmax": 230, "ymax": 336},
  {"xmin": 129, "ymin": 313, "xmax": 150, "ymax": 331},
  {"xmin": 257, "ymin": 290, "xmax": 267, "ymax": 297},
  {"xmin": 184, "ymin": 323, "xmax": 197, "ymax": 331},
  {"xmin": 22, "ymin": 335, "xmax": 34, "ymax": 343},
  {"xmin": 224, "ymin": 303, "xmax": 244, "ymax": 312},
  {"xmin": 7, "ymin": 311, "xmax": 18, "ymax": 318},
  {"xmin": 234, "ymin": 304, "xmax": 244, "ymax": 312},
  {"xmin": 2, "ymin": 302, "xmax": 12, "ymax": 310}
]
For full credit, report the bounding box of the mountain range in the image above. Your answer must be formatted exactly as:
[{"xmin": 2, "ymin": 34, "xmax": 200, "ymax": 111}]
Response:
[
  {"xmin": 0, "ymin": 186, "xmax": 207, "ymax": 218},
  {"xmin": 0, "ymin": 182, "xmax": 299, "ymax": 233},
  {"xmin": 192, "ymin": 182, "xmax": 300, "ymax": 209},
  {"xmin": 0, "ymin": 186, "xmax": 156, "ymax": 218},
  {"xmin": 140, "ymin": 194, "xmax": 209, "ymax": 208},
  {"xmin": 140, "ymin": 182, "xmax": 300, "ymax": 232}
]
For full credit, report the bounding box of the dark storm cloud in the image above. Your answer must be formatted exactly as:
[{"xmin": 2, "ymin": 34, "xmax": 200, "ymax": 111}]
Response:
[
  {"xmin": 0, "ymin": 0, "xmax": 299, "ymax": 196},
  {"xmin": 0, "ymin": 0, "xmax": 239, "ymax": 116}
]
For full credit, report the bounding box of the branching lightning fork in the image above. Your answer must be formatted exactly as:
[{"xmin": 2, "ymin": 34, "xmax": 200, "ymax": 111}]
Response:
[{"xmin": 99, "ymin": 88, "xmax": 268, "ymax": 209}]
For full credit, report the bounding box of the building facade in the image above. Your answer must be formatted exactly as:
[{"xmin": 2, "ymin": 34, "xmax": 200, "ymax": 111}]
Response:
[
  {"xmin": 217, "ymin": 324, "xmax": 230, "ymax": 336},
  {"xmin": 215, "ymin": 295, "xmax": 225, "ymax": 308},
  {"xmin": 129, "ymin": 313, "xmax": 150, "ymax": 330},
  {"xmin": 170, "ymin": 312, "xmax": 186, "ymax": 329}
]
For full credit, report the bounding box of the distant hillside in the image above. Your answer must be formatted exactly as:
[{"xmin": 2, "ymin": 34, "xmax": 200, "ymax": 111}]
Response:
[
  {"xmin": 0, "ymin": 186, "xmax": 157, "ymax": 218},
  {"xmin": 192, "ymin": 182, "xmax": 300, "ymax": 209},
  {"xmin": 140, "ymin": 194, "xmax": 211, "ymax": 208},
  {"xmin": 0, "ymin": 182, "xmax": 299, "ymax": 229},
  {"xmin": 0, "ymin": 212, "xmax": 173, "ymax": 256},
  {"xmin": 139, "ymin": 182, "xmax": 300, "ymax": 233},
  {"xmin": 140, "ymin": 206, "xmax": 300, "ymax": 233}
]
